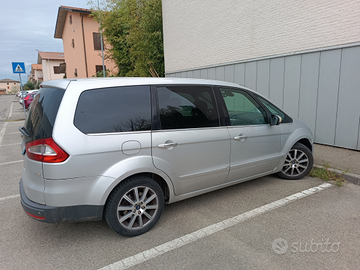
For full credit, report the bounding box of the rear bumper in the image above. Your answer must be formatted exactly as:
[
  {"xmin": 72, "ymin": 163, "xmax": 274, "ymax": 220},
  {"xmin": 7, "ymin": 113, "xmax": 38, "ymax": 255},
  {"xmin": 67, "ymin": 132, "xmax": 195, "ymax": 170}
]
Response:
[{"xmin": 19, "ymin": 179, "xmax": 104, "ymax": 223}]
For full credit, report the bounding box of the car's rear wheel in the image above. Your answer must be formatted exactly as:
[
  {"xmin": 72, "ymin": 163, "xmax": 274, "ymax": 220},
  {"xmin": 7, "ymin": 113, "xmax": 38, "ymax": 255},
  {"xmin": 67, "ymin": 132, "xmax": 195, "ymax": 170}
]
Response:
[
  {"xmin": 105, "ymin": 176, "xmax": 164, "ymax": 237},
  {"xmin": 278, "ymin": 143, "xmax": 313, "ymax": 180}
]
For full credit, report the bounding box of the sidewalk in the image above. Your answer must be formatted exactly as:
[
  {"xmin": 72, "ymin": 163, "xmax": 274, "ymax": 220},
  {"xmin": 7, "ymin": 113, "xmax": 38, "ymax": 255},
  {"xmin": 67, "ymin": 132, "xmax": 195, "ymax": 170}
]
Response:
[
  {"xmin": 8, "ymin": 96, "xmax": 360, "ymax": 185},
  {"xmin": 313, "ymin": 144, "xmax": 360, "ymax": 185}
]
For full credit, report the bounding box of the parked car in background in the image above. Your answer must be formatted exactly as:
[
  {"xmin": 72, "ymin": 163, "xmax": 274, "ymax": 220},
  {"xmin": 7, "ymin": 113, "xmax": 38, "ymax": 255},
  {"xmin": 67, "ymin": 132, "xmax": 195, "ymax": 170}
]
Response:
[
  {"xmin": 19, "ymin": 77, "xmax": 314, "ymax": 237},
  {"xmin": 23, "ymin": 91, "xmax": 38, "ymax": 109}
]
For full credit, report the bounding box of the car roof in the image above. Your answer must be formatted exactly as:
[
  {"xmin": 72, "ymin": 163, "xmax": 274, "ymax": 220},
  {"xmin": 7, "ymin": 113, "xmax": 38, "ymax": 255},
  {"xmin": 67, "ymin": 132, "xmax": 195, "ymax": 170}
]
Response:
[{"xmin": 40, "ymin": 77, "xmax": 250, "ymax": 91}]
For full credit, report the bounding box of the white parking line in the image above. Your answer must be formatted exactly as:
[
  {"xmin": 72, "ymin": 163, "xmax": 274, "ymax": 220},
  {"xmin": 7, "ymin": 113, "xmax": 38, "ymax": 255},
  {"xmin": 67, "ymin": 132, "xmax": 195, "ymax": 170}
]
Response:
[
  {"xmin": 0, "ymin": 160, "xmax": 23, "ymax": 166},
  {"xmin": 0, "ymin": 122, "xmax": 8, "ymax": 146},
  {"xmin": 0, "ymin": 194, "xmax": 20, "ymax": 202},
  {"xmin": 98, "ymin": 182, "xmax": 333, "ymax": 270},
  {"xmin": 0, "ymin": 143, "xmax": 22, "ymax": 147}
]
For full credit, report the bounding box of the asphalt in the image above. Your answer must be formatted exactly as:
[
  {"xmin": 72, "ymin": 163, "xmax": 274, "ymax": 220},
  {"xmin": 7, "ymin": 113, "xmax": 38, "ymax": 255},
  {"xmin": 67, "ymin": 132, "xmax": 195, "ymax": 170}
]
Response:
[{"xmin": 6, "ymin": 95, "xmax": 360, "ymax": 185}]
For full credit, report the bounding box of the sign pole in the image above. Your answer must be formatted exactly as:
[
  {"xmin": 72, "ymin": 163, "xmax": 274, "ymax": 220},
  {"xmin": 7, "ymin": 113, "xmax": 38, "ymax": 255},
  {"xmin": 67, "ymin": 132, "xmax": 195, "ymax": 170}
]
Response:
[{"xmin": 19, "ymin": 73, "xmax": 26, "ymax": 118}]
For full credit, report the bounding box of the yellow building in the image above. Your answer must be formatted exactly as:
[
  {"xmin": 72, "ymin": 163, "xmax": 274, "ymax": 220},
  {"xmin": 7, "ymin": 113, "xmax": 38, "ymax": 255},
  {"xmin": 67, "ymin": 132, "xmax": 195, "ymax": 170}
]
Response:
[
  {"xmin": 0, "ymin": 79, "xmax": 20, "ymax": 94},
  {"xmin": 54, "ymin": 6, "xmax": 117, "ymax": 78}
]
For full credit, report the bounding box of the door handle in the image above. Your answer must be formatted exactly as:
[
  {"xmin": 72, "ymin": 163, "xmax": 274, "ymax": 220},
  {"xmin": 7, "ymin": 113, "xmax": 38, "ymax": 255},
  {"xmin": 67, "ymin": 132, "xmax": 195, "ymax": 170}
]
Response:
[
  {"xmin": 234, "ymin": 134, "xmax": 247, "ymax": 141},
  {"xmin": 158, "ymin": 142, "xmax": 178, "ymax": 148}
]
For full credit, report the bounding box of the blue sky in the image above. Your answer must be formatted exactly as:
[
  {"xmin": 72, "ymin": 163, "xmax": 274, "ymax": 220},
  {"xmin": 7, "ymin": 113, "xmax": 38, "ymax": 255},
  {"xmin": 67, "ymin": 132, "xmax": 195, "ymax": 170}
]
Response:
[{"xmin": 0, "ymin": 0, "xmax": 92, "ymax": 82}]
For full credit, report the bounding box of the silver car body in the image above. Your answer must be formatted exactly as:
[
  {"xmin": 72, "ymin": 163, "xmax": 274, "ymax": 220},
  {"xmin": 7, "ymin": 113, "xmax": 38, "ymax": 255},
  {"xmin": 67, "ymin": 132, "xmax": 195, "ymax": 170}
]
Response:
[{"xmin": 20, "ymin": 77, "xmax": 313, "ymax": 227}]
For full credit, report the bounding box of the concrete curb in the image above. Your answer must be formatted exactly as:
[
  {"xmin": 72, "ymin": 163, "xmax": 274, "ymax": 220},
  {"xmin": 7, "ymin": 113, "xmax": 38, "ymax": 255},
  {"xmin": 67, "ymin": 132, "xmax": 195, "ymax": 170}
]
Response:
[{"xmin": 313, "ymin": 164, "xmax": 360, "ymax": 186}]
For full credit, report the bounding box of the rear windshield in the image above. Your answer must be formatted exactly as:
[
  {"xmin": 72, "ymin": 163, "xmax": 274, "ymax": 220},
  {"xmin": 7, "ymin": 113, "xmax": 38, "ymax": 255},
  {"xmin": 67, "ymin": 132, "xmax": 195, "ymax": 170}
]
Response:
[{"xmin": 24, "ymin": 87, "xmax": 65, "ymax": 142}]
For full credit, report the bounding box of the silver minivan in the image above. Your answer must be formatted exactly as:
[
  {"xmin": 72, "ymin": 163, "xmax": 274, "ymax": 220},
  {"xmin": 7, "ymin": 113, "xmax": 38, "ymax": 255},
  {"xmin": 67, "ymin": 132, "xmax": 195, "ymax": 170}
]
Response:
[{"xmin": 19, "ymin": 77, "xmax": 313, "ymax": 236}]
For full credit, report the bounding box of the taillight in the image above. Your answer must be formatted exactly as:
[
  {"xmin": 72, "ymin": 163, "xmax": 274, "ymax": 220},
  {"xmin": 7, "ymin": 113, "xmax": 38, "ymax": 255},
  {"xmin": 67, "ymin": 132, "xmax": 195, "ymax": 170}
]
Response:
[{"xmin": 26, "ymin": 138, "xmax": 69, "ymax": 163}]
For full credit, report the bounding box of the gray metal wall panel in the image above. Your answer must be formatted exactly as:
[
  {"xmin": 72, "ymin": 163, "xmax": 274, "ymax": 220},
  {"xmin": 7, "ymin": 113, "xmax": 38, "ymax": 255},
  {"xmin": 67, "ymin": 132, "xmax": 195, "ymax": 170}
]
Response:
[
  {"xmin": 225, "ymin": 65, "xmax": 235, "ymax": 83},
  {"xmin": 269, "ymin": 58, "xmax": 285, "ymax": 109},
  {"xmin": 208, "ymin": 68, "xmax": 216, "ymax": 80},
  {"xmin": 200, "ymin": 69, "xmax": 208, "ymax": 79},
  {"xmin": 245, "ymin": 62, "xmax": 257, "ymax": 90},
  {"xmin": 166, "ymin": 44, "xmax": 360, "ymax": 150},
  {"xmin": 215, "ymin": 66, "xmax": 225, "ymax": 81},
  {"xmin": 335, "ymin": 47, "xmax": 360, "ymax": 149},
  {"xmin": 256, "ymin": 60, "xmax": 270, "ymax": 98},
  {"xmin": 234, "ymin": 63, "xmax": 245, "ymax": 85},
  {"xmin": 298, "ymin": 52, "xmax": 320, "ymax": 134},
  {"xmin": 193, "ymin": 70, "xmax": 201, "ymax": 79},
  {"xmin": 315, "ymin": 50, "xmax": 341, "ymax": 145},
  {"xmin": 283, "ymin": 55, "xmax": 301, "ymax": 118},
  {"xmin": 186, "ymin": 71, "xmax": 194, "ymax": 78}
]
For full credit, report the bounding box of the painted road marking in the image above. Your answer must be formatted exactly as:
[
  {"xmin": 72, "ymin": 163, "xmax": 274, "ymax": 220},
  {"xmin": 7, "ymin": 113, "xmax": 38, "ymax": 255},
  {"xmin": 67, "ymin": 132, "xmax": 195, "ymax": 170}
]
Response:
[
  {"xmin": 0, "ymin": 160, "xmax": 22, "ymax": 166},
  {"xmin": 0, "ymin": 194, "xmax": 20, "ymax": 202},
  {"xmin": 98, "ymin": 182, "xmax": 333, "ymax": 270}
]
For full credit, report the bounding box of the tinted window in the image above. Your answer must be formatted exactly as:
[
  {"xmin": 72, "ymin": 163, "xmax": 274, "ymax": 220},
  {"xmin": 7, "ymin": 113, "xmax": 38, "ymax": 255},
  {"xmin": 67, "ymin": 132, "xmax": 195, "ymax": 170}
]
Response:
[
  {"xmin": 157, "ymin": 86, "xmax": 220, "ymax": 129},
  {"xmin": 257, "ymin": 96, "xmax": 292, "ymax": 123},
  {"xmin": 24, "ymin": 87, "xmax": 65, "ymax": 143},
  {"xmin": 220, "ymin": 88, "xmax": 268, "ymax": 126},
  {"xmin": 74, "ymin": 86, "xmax": 151, "ymax": 134}
]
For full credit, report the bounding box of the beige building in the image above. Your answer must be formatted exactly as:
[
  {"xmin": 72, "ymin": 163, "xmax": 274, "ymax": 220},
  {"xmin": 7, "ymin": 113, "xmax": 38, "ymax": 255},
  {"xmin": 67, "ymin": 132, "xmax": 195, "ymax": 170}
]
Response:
[
  {"xmin": 37, "ymin": 51, "xmax": 65, "ymax": 81},
  {"xmin": 28, "ymin": 64, "xmax": 43, "ymax": 85},
  {"xmin": 0, "ymin": 79, "xmax": 20, "ymax": 94},
  {"xmin": 54, "ymin": 6, "xmax": 117, "ymax": 78}
]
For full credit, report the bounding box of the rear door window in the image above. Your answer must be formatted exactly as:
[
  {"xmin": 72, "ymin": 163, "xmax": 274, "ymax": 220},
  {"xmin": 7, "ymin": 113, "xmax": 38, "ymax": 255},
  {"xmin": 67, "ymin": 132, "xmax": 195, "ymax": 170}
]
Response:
[
  {"xmin": 156, "ymin": 85, "xmax": 220, "ymax": 129},
  {"xmin": 24, "ymin": 87, "xmax": 65, "ymax": 143},
  {"xmin": 74, "ymin": 85, "xmax": 151, "ymax": 134}
]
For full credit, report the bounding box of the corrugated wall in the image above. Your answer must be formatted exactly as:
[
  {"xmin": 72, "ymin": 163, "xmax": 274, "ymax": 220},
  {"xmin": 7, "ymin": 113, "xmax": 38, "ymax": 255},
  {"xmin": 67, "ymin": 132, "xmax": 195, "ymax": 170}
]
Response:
[{"xmin": 166, "ymin": 45, "xmax": 360, "ymax": 150}]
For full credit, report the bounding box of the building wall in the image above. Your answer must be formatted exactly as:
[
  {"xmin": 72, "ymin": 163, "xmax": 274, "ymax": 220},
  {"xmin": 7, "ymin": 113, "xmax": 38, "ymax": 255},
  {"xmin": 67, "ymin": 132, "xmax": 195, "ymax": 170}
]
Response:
[
  {"xmin": 163, "ymin": 0, "xmax": 360, "ymax": 150},
  {"xmin": 42, "ymin": 59, "xmax": 65, "ymax": 81},
  {"xmin": 166, "ymin": 44, "xmax": 360, "ymax": 150},
  {"xmin": 162, "ymin": 0, "xmax": 360, "ymax": 73},
  {"xmin": 62, "ymin": 11, "xmax": 117, "ymax": 78},
  {"xmin": 0, "ymin": 81, "xmax": 20, "ymax": 94}
]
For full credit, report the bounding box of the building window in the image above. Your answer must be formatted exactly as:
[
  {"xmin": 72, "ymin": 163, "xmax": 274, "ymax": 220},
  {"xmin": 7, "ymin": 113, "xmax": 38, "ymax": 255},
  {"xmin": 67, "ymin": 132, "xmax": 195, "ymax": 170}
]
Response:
[
  {"xmin": 69, "ymin": 15, "xmax": 72, "ymax": 24},
  {"xmin": 96, "ymin": 65, "xmax": 106, "ymax": 73},
  {"xmin": 54, "ymin": 66, "xmax": 60, "ymax": 74},
  {"xmin": 93, "ymin": 32, "xmax": 103, "ymax": 51},
  {"xmin": 71, "ymin": 39, "xmax": 75, "ymax": 48}
]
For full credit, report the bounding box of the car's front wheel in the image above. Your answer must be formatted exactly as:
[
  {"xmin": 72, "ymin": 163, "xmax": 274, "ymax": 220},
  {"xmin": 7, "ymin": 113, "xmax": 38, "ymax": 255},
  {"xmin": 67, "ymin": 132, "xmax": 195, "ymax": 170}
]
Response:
[
  {"xmin": 105, "ymin": 176, "xmax": 164, "ymax": 237},
  {"xmin": 278, "ymin": 143, "xmax": 313, "ymax": 180}
]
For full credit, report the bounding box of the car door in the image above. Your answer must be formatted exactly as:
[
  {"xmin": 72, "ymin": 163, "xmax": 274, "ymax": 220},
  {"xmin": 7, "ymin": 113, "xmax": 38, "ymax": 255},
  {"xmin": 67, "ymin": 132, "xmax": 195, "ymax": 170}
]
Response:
[
  {"xmin": 152, "ymin": 85, "xmax": 230, "ymax": 195},
  {"xmin": 218, "ymin": 87, "xmax": 281, "ymax": 182}
]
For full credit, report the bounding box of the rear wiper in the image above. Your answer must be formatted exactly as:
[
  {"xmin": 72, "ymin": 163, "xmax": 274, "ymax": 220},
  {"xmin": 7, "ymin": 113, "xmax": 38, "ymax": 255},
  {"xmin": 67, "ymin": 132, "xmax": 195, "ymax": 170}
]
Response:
[{"xmin": 19, "ymin": 126, "xmax": 30, "ymax": 137}]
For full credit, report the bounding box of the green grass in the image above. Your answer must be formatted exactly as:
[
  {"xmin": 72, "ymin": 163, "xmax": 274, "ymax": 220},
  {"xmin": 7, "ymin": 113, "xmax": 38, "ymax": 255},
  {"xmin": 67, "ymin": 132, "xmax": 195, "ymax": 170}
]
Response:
[{"xmin": 309, "ymin": 163, "xmax": 347, "ymax": 187}]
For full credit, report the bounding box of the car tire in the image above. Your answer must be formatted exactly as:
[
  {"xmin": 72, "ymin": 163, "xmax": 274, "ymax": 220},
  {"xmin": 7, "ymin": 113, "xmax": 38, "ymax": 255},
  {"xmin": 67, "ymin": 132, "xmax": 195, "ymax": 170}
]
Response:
[
  {"xmin": 105, "ymin": 176, "xmax": 164, "ymax": 237},
  {"xmin": 277, "ymin": 143, "xmax": 313, "ymax": 180}
]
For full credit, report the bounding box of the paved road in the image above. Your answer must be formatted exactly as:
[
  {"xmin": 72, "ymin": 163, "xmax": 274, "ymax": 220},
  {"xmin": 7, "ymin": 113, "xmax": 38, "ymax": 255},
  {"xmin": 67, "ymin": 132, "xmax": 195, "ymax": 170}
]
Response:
[{"xmin": 1, "ymin": 95, "xmax": 359, "ymax": 270}]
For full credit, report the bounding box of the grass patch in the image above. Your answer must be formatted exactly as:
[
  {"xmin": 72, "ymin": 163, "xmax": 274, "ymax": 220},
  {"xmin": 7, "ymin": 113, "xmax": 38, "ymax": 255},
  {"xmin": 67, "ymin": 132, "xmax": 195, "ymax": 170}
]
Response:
[{"xmin": 309, "ymin": 163, "xmax": 347, "ymax": 187}]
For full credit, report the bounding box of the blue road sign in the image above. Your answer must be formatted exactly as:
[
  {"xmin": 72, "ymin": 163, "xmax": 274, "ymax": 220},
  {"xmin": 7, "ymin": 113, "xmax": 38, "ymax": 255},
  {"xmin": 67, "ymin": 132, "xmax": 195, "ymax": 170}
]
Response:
[{"xmin": 12, "ymin": 62, "xmax": 26, "ymax": 74}]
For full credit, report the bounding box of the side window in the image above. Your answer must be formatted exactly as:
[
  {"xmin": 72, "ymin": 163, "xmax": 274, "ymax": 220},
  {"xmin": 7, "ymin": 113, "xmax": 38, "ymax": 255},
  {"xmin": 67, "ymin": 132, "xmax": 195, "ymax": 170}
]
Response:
[
  {"xmin": 157, "ymin": 86, "xmax": 220, "ymax": 129},
  {"xmin": 257, "ymin": 96, "xmax": 292, "ymax": 124},
  {"xmin": 220, "ymin": 88, "xmax": 268, "ymax": 126},
  {"xmin": 74, "ymin": 86, "xmax": 151, "ymax": 134}
]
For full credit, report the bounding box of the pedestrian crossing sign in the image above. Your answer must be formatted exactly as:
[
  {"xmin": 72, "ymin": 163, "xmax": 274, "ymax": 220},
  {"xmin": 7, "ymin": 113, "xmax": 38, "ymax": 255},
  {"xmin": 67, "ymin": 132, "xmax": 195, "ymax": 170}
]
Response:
[{"xmin": 12, "ymin": 62, "xmax": 26, "ymax": 74}]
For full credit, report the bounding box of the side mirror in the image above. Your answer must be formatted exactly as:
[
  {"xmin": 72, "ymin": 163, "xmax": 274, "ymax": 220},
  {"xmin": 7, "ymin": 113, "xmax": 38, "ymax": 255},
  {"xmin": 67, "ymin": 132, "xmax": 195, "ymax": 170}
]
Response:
[{"xmin": 270, "ymin": 115, "xmax": 282, "ymax": 126}]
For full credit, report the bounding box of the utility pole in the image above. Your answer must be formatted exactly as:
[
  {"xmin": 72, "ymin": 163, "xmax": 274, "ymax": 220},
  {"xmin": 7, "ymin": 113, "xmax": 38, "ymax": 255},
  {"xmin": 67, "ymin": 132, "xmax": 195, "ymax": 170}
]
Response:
[{"xmin": 98, "ymin": 0, "xmax": 106, "ymax": 77}]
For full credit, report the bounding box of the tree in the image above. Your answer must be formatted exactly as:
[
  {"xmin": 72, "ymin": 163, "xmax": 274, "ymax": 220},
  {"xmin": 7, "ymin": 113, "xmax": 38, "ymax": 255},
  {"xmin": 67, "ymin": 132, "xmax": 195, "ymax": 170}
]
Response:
[
  {"xmin": 24, "ymin": 81, "xmax": 35, "ymax": 90},
  {"xmin": 90, "ymin": 0, "xmax": 164, "ymax": 77},
  {"xmin": 35, "ymin": 81, "xmax": 42, "ymax": 89}
]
